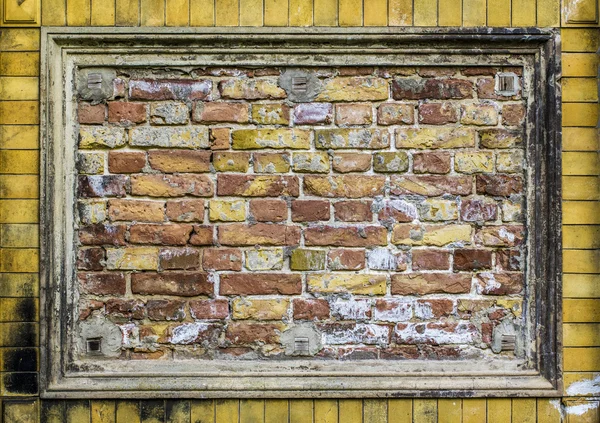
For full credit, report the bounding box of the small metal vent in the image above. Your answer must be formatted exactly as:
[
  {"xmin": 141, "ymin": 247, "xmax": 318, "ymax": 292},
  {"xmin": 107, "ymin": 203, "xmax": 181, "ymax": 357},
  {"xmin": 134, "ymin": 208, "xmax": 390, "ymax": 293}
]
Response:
[
  {"xmin": 294, "ymin": 337, "xmax": 310, "ymax": 354},
  {"xmin": 87, "ymin": 73, "xmax": 103, "ymax": 90},
  {"xmin": 500, "ymin": 334, "xmax": 516, "ymax": 351},
  {"xmin": 495, "ymin": 73, "xmax": 519, "ymax": 96},
  {"xmin": 291, "ymin": 77, "xmax": 308, "ymax": 93},
  {"xmin": 86, "ymin": 337, "xmax": 102, "ymax": 355}
]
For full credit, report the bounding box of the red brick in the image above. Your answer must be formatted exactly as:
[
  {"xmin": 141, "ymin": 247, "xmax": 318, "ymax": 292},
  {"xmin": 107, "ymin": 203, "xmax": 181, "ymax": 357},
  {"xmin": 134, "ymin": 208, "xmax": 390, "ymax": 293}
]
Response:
[
  {"xmin": 225, "ymin": 322, "xmax": 283, "ymax": 344},
  {"xmin": 291, "ymin": 200, "xmax": 330, "ymax": 222},
  {"xmin": 476, "ymin": 175, "xmax": 523, "ymax": 197},
  {"xmin": 131, "ymin": 174, "xmax": 214, "ymax": 197},
  {"xmin": 210, "ymin": 127, "xmax": 231, "ymax": 150},
  {"xmin": 108, "ymin": 102, "xmax": 147, "ymax": 124},
  {"xmin": 304, "ymin": 226, "xmax": 387, "ymax": 247},
  {"xmin": 78, "ymin": 103, "xmax": 106, "ymax": 124},
  {"xmin": 159, "ymin": 247, "xmax": 200, "ymax": 270},
  {"xmin": 129, "ymin": 79, "xmax": 212, "ymax": 101},
  {"xmin": 502, "ymin": 104, "xmax": 526, "ymax": 126},
  {"xmin": 189, "ymin": 225, "xmax": 214, "ymax": 245},
  {"xmin": 148, "ymin": 150, "xmax": 211, "ymax": 173},
  {"xmin": 190, "ymin": 299, "xmax": 230, "ymax": 319},
  {"xmin": 166, "ymin": 200, "xmax": 205, "ymax": 222},
  {"xmin": 461, "ymin": 67, "xmax": 498, "ymax": 76},
  {"xmin": 418, "ymin": 103, "xmax": 458, "ymax": 124},
  {"xmin": 415, "ymin": 299, "xmax": 454, "ymax": 318},
  {"xmin": 496, "ymin": 249, "xmax": 522, "ymax": 271},
  {"xmin": 338, "ymin": 67, "xmax": 374, "ymax": 76},
  {"xmin": 477, "ymin": 77, "xmax": 520, "ymax": 100},
  {"xmin": 79, "ymin": 272, "xmax": 126, "ymax": 295},
  {"xmin": 220, "ymin": 273, "xmax": 302, "ymax": 295},
  {"xmin": 390, "ymin": 175, "xmax": 472, "ymax": 196},
  {"xmin": 108, "ymin": 152, "xmax": 146, "ymax": 174},
  {"xmin": 417, "ymin": 67, "xmax": 457, "ymax": 77},
  {"xmin": 293, "ymin": 299, "xmax": 330, "ymax": 320},
  {"xmin": 475, "ymin": 225, "xmax": 524, "ymax": 247},
  {"xmin": 332, "ymin": 153, "xmax": 372, "ymax": 173},
  {"xmin": 106, "ymin": 299, "xmax": 145, "ymax": 319},
  {"xmin": 334, "ymin": 200, "xmax": 373, "ymax": 222},
  {"xmin": 218, "ymin": 224, "xmax": 300, "ymax": 246},
  {"xmin": 78, "ymin": 175, "xmax": 129, "ymax": 198},
  {"xmin": 129, "ymin": 224, "xmax": 193, "ymax": 245},
  {"xmin": 193, "ymin": 102, "xmax": 249, "ymax": 123},
  {"xmin": 460, "ymin": 199, "xmax": 497, "ymax": 222},
  {"xmin": 131, "ymin": 272, "xmax": 212, "ymax": 296},
  {"xmin": 377, "ymin": 200, "xmax": 416, "ymax": 225},
  {"xmin": 108, "ymin": 199, "xmax": 165, "ymax": 222},
  {"xmin": 294, "ymin": 103, "xmax": 333, "ymax": 125},
  {"xmin": 392, "ymin": 78, "xmax": 473, "ymax": 100},
  {"xmin": 412, "ymin": 152, "xmax": 451, "ymax": 174},
  {"xmin": 412, "ymin": 249, "xmax": 450, "ymax": 270},
  {"xmin": 454, "ymin": 249, "xmax": 492, "ymax": 271},
  {"xmin": 475, "ymin": 273, "xmax": 523, "ymax": 295},
  {"xmin": 202, "ymin": 248, "xmax": 242, "ymax": 271},
  {"xmin": 249, "ymin": 199, "xmax": 287, "ymax": 222},
  {"xmin": 327, "ymin": 249, "xmax": 365, "ymax": 270},
  {"xmin": 79, "ymin": 224, "xmax": 127, "ymax": 246},
  {"xmin": 335, "ymin": 104, "xmax": 372, "ymax": 125},
  {"xmin": 217, "ymin": 175, "xmax": 299, "ymax": 197},
  {"xmin": 79, "ymin": 299, "xmax": 105, "ymax": 320},
  {"xmin": 147, "ymin": 300, "xmax": 186, "ymax": 321},
  {"xmin": 391, "ymin": 273, "xmax": 472, "ymax": 295},
  {"xmin": 77, "ymin": 248, "xmax": 105, "ymax": 270}
]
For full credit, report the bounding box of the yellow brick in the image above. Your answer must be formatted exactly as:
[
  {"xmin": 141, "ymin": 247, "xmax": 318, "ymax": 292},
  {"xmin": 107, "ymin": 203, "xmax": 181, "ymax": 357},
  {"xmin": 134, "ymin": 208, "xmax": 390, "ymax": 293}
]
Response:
[
  {"xmin": 420, "ymin": 198, "xmax": 458, "ymax": 221},
  {"xmin": 413, "ymin": 400, "xmax": 437, "ymax": 422},
  {"xmin": 213, "ymin": 152, "xmax": 250, "ymax": 172},
  {"xmin": 564, "ymin": 299, "xmax": 600, "ymax": 322},
  {"xmin": 2, "ymin": 400, "xmax": 38, "ymax": 423},
  {"xmin": 563, "ymin": 225, "xmax": 600, "ymax": 249},
  {"xmin": 245, "ymin": 248, "xmax": 284, "ymax": 270},
  {"xmin": 307, "ymin": 273, "xmax": 387, "ymax": 295},
  {"xmin": 314, "ymin": 400, "xmax": 337, "ymax": 423},
  {"xmin": 0, "ymin": 175, "xmax": 39, "ymax": 199},
  {"xmin": 251, "ymin": 104, "xmax": 290, "ymax": 125},
  {"xmin": 564, "ymin": 373, "xmax": 600, "ymax": 395},
  {"xmin": 293, "ymin": 152, "xmax": 330, "ymax": 173},
  {"xmin": 564, "ymin": 324, "xmax": 600, "ymax": 347},
  {"xmin": 563, "ymin": 250, "xmax": 600, "ymax": 273},
  {"xmin": 396, "ymin": 127, "xmax": 475, "ymax": 149},
  {"xmin": 536, "ymin": 0, "xmax": 560, "ymax": 26},
  {"xmin": 563, "ymin": 201, "xmax": 600, "ymax": 224},
  {"xmin": 496, "ymin": 150, "xmax": 524, "ymax": 173},
  {"xmin": 316, "ymin": 77, "xmax": 388, "ymax": 102},
  {"xmin": 0, "ymin": 53, "xmax": 39, "ymax": 77},
  {"xmin": 0, "ymin": 248, "xmax": 39, "ymax": 272},
  {"xmin": 564, "ymin": 348, "xmax": 600, "ymax": 371},
  {"xmin": 190, "ymin": 0, "xmax": 215, "ymax": 25},
  {"xmin": 264, "ymin": 0, "xmax": 288, "ymax": 25},
  {"xmin": 0, "ymin": 29, "xmax": 40, "ymax": 51},
  {"xmin": 438, "ymin": 0, "xmax": 461, "ymax": 26},
  {"xmin": 392, "ymin": 224, "xmax": 472, "ymax": 246},
  {"xmin": 232, "ymin": 298, "xmax": 289, "ymax": 320},
  {"xmin": 389, "ymin": 0, "xmax": 412, "ymax": 25},
  {"xmin": 91, "ymin": 0, "xmax": 116, "ymax": 25},
  {"xmin": 455, "ymin": 151, "xmax": 494, "ymax": 173},
  {"xmin": 0, "ymin": 200, "xmax": 39, "ymax": 223},
  {"xmin": 1, "ymin": 224, "xmax": 39, "ymax": 247},
  {"xmin": 563, "ymin": 176, "xmax": 600, "ymax": 200},
  {"xmin": 116, "ymin": 401, "xmax": 141, "ymax": 423},
  {"xmin": 289, "ymin": 0, "xmax": 312, "ymax": 25},
  {"xmin": 511, "ymin": 399, "xmax": 536, "ymax": 423},
  {"xmin": 563, "ymin": 128, "xmax": 599, "ymax": 151},
  {"xmin": 232, "ymin": 129, "xmax": 310, "ymax": 150},
  {"xmin": 0, "ymin": 298, "xmax": 38, "ymax": 322},
  {"xmin": 209, "ymin": 200, "xmax": 245, "ymax": 222},
  {"xmin": 105, "ymin": 247, "xmax": 159, "ymax": 270},
  {"xmin": 67, "ymin": 0, "xmax": 92, "ymax": 25},
  {"xmin": 79, "ymin": 126, "xmax": 126, "ymax": 149},
  {"xmin": 563, "ymin": 104, "xmax": 599, "ymax": 127},
  {"xmin": 166, "ymin": 0, "xmax": 190, "ymax": 26},
  {"xmin": 339, "ymin": 0, "xmax": 362, "ymax": 25},
  {"xmin": 215, "ymin": 0, "xmax": 239, "ymax": 25},
  {"xmin": 463, "ymin": 399, "xmax": 485, "ymax": 423},
  {"xmin": 91, "ymin": 400, "xmax": 116, "ymax": 423},
  {"xmin": 0, "ymin": 150, "xmax": 39, "ymax": 174},
  {"xmin": 562, "ymin": 29, "xmax": 599, "ymax": 53},
  {"xmin": 43, "ymin": 0, "xmax": 66, "ymax": 24},
  {"xmin": 563, "ymin": 53, "xmax": 599, "ymax": 77},
  {"xmin": 463, "ymin": 0, "xmax": 486, "ymax": 26},
  {"xmin": 0, "ymin": 273, "xmax": 39, "ymax": 297},
  {"xmin": 115, "ymin": 0, "xmax": 139, "ymax": 25},
  {"xmin": 414, "ymin": 0, "xmax": 437, "ymax": 26},
  {"xmin": 564, "ymin": 274, "xmax": 600, "ymax": 298},
  {"xmin": 563, "ymin": 78, "xmax": 599, "ymax": 103},
  {"xmin": 563, "ymin": 152, "xmax": 600, "ymax": 176},
  {"xmin": 0, "ymin": 101, "xmax": 39, "ymax": 125},
  {"xmin": 363, "ymin": 0, "xmax": 387, "ymax": 25},
  {"xmin": 141, "ymin": 0, "xmax": 165, "ymax": 26},
  {"xmin": 191, "ymin": 401, "xmax": 215, "ymax": 423},
  {"xmin": 0, "ymin": 126, "xmax": 38, "ymax": 150},
  {"xmin": 314, "ymin": 0, "xmax": 336, "ymax": 25},
  {"xmin": 487, "ymin": 399, "xmax": 512, "ymax": 423},
  {"xmin": 437, "ymin": 399, "xmax": 461, "ymax": 422}
]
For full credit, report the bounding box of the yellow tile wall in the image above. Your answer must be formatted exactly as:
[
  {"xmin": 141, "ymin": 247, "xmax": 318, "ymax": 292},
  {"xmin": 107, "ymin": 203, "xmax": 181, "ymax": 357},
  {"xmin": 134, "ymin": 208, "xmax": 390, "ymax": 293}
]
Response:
[{"xmin": 1, "ymin": 0, "xmax": 599, "ymax": 420}]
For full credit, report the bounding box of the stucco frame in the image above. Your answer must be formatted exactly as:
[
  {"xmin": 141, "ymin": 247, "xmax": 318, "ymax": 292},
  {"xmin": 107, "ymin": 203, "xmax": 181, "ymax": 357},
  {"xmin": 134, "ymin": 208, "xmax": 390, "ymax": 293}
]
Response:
[{"xmin": 39, "ymin": 27, "xmax": 562, "ymax": 398}]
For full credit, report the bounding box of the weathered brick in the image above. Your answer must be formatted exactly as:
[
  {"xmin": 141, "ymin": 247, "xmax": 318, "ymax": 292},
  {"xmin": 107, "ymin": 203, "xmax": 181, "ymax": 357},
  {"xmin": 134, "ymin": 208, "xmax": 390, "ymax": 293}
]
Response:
[
  {"xmin": 476, "ymin": 77, "xmax": 520, "ymax": 100},
  {"xmin": 475, "ymin": 273, "xmax": 523, "ymax": 295},
  {"xmin": 392, "ymin": 224, "xmax": 472, "ymax": 246},
  {"xmin": 496, "ymin": 249, "xmax": 522, "ymax": 271},
  {"xmin": 129, "ymin": 79, "xmax": 212, "ymax": 101},
  {"xmin": 377, "ymin": 103, "xmax": 414, "ymax": 125},
  {"xmin": 78, "ymin": 201, "xmax": 107, "ymax": 224},
  {"xmin": 148, "ymin": 150, "xmax": 211, "ymax": 173},
  {"xmin": 150, "ymin": 102, "xmax": 189, "ymax": 125},
  {"xmin": 219, "ymin": 79, "xmax": 286, "ymax": 100},
  {"xmin": 78, "ymin": 175, "xmax": 129, "ymax": 198},
  {"xmin": 217, "ymin": 175, "xmax": 299, "ymax": 197},
  {"xmin": 291, "ymin": 200, "xmax": 330, "ymax": 222},
  {"xmin": 79, "ymin": 272, "xmax": 126, "ymax": 295},
  {"xmin": 391, "ymin": 273, "xmax": 472, "ymax": 295},
  {"xmin": 252, "ymin": 103, "xmax": 290, "ymax": 124},
  {"xmin": 193, "ymin": 102, "xmax": 249, "ymax": 123},
  {"xmin": 249, "ymin": 199, "xmax": 287, "ymax": 222},
  {"xmin": 202, "ymin": 248, "xmax": 242, "ymax": 271},
  {"xmin": 79, "ymin": 126, "xmax": 126, "ymax": 149},
  {"xmin": 218, "ymin": 224, "xmax": 300, "ymax": 246},
  {"xmin": 479, "ymin": 129, "xmax": 522, "ymax": 149},
  {"xmin": 131, "ymin": 272, "xmax": 212, "ymax": 296},
  {"xmin": 335, "ymin": 103, "xmax": 372, "ymax": 125},
  {"xmin": 418, "ymin": 199, "xmax": 459, "ymax": 221},
  {"xmin": 412, "ymin": 249, "xmax": 450, "ymax": 270},
  {"xmin": 316, "ymin": 77, "xmax": 389, "ymax": 101},
  {"xmin": 413, "ymin": 152, "xmax": 451, "ymax": 174},
  {"xmin": 454, "ymin": 249, "xmax": 492, "ymax": 271},
  {"xmin": 461, "ymin": 67, "xmax": 497, "ymax": 76},
  {"xmin": 78, "ymin": 103, "xmax": 106, "ymax": 124},
  {"xmin": 108, "ymin": 199, "xmax": 165, "ymax": 222},
  {"xmin": 106, "ymin": 299, "xmax": 145, "ymax": 319},
  {"xmin": 108, "ymin": 151, "xmax": 146, "ymax": 173},
  {"xmin": 392, "ymin": 78, "xmax": 473, "ymax": 100},
  {"xmin": 367, "ymin": 248, "xmax": 408, "ymax": 271},
  {"xmin": 290, "ymin": 248, "xmax": 326, "ymax": 270},
  {"xmin": 220, "ymin": 273, "xmax": 301, "ymax": 295},
  {"xmin": 373, "ymin": 299, "xmax": 412, "ymax": 322},
  {"xmin": 293, "ymin": 298, "xmax": 330, "ymax": 320},
  {"xmin": 373, "ymin": 152, "xmax": 409, "ymax": 173},
  {"xmin": 108, "ymin": 102, "xmax": 147, "ymax": 124},
  {"xmin": 105, "ymin": 247, "xmax": 159, "ymax": 270},
  {"xmin": 476, "ymin": 174, "xmax": 523, "ymax": 197},
  {"xmin": 232, "ymin": 298, "xmax": 289, "ymax": 320},
  {"xmin": 330, "ymin": 298, "xmax": 372, "ymax": 320},
  {"xmin": 502, "ymin": 104, "xmax": 526, "ymax": 126},
  {"xmin": 332, "ymin": 153, "xmax": 372, "ymax": 173},
  {"xmin": 455, "ymin": 152, "xmax": 494, "ymax": 173},
  {"xmin": 304, "ymin": 226, "xmax": 387, "ymax": 247},
  {"xmin": 77, "ymin": 152, "xmax": 105, "ymax": 174},
  {"xmin": 113, "ymin": 77, "xmax": 126, "ymax": 97},
  {"xmin": 147, "ymin": 300, "xmax": 186, "ymax": 321},
  {"xmin": 320, "ymin": 323, "xmax": 389, "ymax": 345},
  {"xmin": 418, "ymin": 102, "xmax": 457, "ymax": 124},
  {"xmin": 79, "ymin": 224, "xmax": 126, "ymax": 246},
  {"xmin": 131, "ymin": 174, "xmax": 214, "ymax": 197},
  {"xmin": 166, "ymin": 200, "xmax": 205, "ymax": 222},
  {"xmin": 245, "ymin": 248, "xmax": 284, "ymax": 270},
  {"xmin": 189, "ymin": 299, "xmax": 229, "ymax": 319},
  {"xmin": 418, "ymin": 67, "xmax": 457, "ymax": 77},
  {"xmin": 209, "ymin": 200, "xmax": 246, "ymax": 222},
  {"xmin": 304, "ymin": 175, "xmax": 385, "ymax": 198},
  {"xmin": 77, "ymin": 248, "xmax": 105, "ymax": 270},
  {"xmin": 210, "ymin": 127, "xmax": 230, "ymax": 150},
  {"xmin": 327, "ymin": 248, "xmax": 365, "ymax": 270},
  {"xmin": 225, "ymin": 322, "xmax": 285, "ymax": 344},
  {"xmin": 396, "ymin": 127, "xmax": 475, "ymax": 149},
  {"xmin": 308, "ymin": 274, "xmax": 387, "ymax": 295},
  {"xmin": 159, "ymin": 247, "xmax": 200, "ymax": 270},
  {"xmin": 496, "ymin": 150, "xmax": 524, "ymax": 173},
  {"xmin": 461, "ymin": 198, "xmax": 497, "ymax": 222},
  {"xmin": 253, "ymin": 152, "xmax": 291, "ymax": 173},
  {"xmin": 130, "ymin": 127, "xmax": 209, "ymax": 149},
  {"xmin": 189, "ymin": 225, "xmax": 214, "ymax": 245},
  {"xmin": 294, "ymin": 103, "xmax": 333, "ymax": 125},
  {"xmin": 212, "ymin": 152, "xmax": 251, "ymax": 172},
  {"xmin": 501, "ymin": 198, "xmax": 522, "ymax": 222},
  {"xmin": 315, "ymin": 128, "xmax": 389, "ymax": 149},
  {"xmin": 129, "ymin": 224, "xmax": 193, "ymax": 245},
  {"xmin": 334, "ymin": 200, "xmax": 373, "ymax": 222},
  {"xmin": 475, "ymin": 225, "xmax": 524, "ymax": 247},
  {"xmin": 414, "ymin": 299, "xmax": 454, "ymax": 319},
  {"xmin": 292, "ymin": 152, "xmax": 330, "ymax": 173},
  {"xmin": 460, "ymin": 103, "xmax": 498, "ymax": 126},
  {"xmin": 169, "ymin": 322, "xmax": 222, "ymax": 345},
  {"xmin": 390, "ymin": 175, "xmax": 472, "ymax": 196},
  {"xmin": 377, "ymin": 199, "xmax": 418, "ymax": 225},
  {"xmin": 232, "ymin": 129, "xmax": 310, "ymax": 150},
  {"xmin": 338, "ymin": 67, "xmax": 374, "ymax": 76}
]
